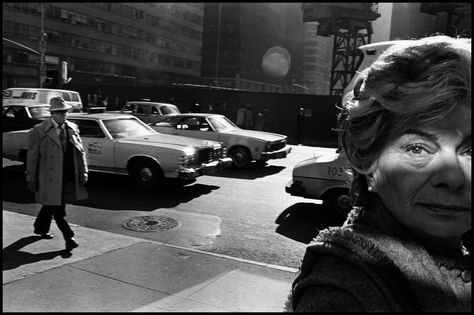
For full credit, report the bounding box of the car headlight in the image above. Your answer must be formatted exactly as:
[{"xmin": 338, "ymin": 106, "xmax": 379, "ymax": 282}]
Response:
[{"xmin": 179, "ymin": 151, "xmax": 197, "ymax": 167}]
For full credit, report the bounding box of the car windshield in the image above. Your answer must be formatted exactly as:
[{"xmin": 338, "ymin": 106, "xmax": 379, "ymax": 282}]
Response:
[
  {"xmin": 161, "ymin": 106, "xmax": 180, "ymax": 115},
  {"xmin": 102, "ymin": 117, "xmax": 156, "ymax": 139},
  {"xmin": 208, "ymin": 115, "xmax": 239, "ymax": 132},
  {"xmin": 29, "ymin": 106, "xmax": 51, "ymax": 118}
]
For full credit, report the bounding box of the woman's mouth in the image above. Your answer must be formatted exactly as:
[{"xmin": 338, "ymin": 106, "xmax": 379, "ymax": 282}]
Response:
[{"xmin": 418, "ymin": 203, "xmax": 471, "ymax": 213}]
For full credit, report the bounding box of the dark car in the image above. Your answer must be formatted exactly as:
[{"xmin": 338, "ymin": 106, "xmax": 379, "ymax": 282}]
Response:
[{"xmin": 2, "ymin": 104, "xmax": 50, "ymax": 132}]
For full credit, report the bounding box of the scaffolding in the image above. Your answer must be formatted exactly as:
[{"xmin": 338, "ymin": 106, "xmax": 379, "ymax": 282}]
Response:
[{"xmin": 302, "ymin": 3, "xmax": 380, "ymax": 96}]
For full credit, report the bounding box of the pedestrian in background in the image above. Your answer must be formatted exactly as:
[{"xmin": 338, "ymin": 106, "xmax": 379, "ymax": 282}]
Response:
[
  {"xmin": 262, "ymin": 106, "xmax": 273, "ymax": 131},
  {"xmin": 188, "ymin": 100, "xmax": 201, "ymax": 113},
  {"xmin": 295, "ymin": 107, "xmax": 305, "ymax": 144},
  {"xmin": 236, "ymin": 104, "xmax": 247, "ymax": 128},
  {"xmin": 286, "ymin": 35, "xmax": 471, "ymax": 311},
  {"xmin": 243, "ymin": 103, "xmax": 254, "ymax": 129},
  {"xmin": 26, "ymin": 97, "xmax": 89, "ymax": 252}
]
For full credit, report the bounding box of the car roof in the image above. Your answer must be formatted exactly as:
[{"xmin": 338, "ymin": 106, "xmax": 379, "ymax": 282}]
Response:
[
  {"xmin": 126, "ymin": 101, "xmax": 177, "ymax": 106},
  {"xmin": 3, "ymin": 103, "xmax": 50, "ymax": 108},
  {"xmin": 69, "ymin": 112, "xmax": 136, "ymax": 120},
  {"xmin": 169, "ymin": 113, "xmax": 223, "ymax": 118},
  {"xmin": 5, "ymin": 88, "xmax": 79, "ymax": 93}
]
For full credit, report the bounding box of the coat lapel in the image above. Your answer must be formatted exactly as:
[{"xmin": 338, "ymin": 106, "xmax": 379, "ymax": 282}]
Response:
[{"xmin": 43, "ymin": 119, "xmax": 62, "ymax": 149}]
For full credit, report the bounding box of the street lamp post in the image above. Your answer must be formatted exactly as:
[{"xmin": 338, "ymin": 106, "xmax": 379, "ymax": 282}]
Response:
[{"xmin": 39, "ymin": 3, "xmax": 46, "ymax": 88}]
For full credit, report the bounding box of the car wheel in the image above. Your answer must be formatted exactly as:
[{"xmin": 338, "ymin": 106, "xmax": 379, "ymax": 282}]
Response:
[
  {"xmin": 230, "ymin": 146, "xmax": 251, "ymax": 168},
  {"xmin": 130, "ymin": 159, "xmax": 163, "ymax": 190},
  {"xmin": 325, "ymin": 189, "xmax": 352, "ymax": 216}
]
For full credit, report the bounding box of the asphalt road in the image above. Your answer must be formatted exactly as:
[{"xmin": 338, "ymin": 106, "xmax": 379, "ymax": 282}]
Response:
[{"xmin": 2, "ymin": 145, "xmax": 345, "ymax": 269}]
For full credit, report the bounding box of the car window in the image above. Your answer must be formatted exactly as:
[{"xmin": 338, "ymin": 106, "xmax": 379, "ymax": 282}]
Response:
[
  {"xmin": 177, "ymin": 117, "xmax": 201, "ymax": 130},
  {"xmin": 70, "ymin": 93, "xmax": 80, "ymax": 102},
  {"xmin": 29, "ymin": 106, "xmax": 51, "ymax": 118},
  {"xmin": 13, "ymin": 107, "xmax": 29, "ymax": 119},
  {"xmin": 136, "ymin": 104, "xmax": 150, "ymax": 114},
  {"xmin": 122, "ymin": 103, "xmax": 136, "ymax": 112},
  {"xmin": 75, "ymin": 120, "xmax": 106, "ymax": 138},
  {"xmin": 61, "ymin": 92, "xmax": 72, "ymax": 101},
  {"xmin": 19, "ymin": 92, "xmax": 37, "ymax": 99},
  {"xmin": 199, "ymin": 119, "xmax": 211, "ymax": 131},
  {"xmin": 161, "ymin": 106, "xmax": 180, "ymax": 115},
  {"xmin": 151, "ymin": 106, "xmax": 159, "ymax": 114},
  {"xmin": 208, "ymin": 116, "xmax": 238, "ymax": 131},
  {"xmin": 103, "ymin": 117, "xmax": 155, "ymax": 139},
  {"xmin": 3, "ymin": 107, "xmax": 18, "ymax": 118}
]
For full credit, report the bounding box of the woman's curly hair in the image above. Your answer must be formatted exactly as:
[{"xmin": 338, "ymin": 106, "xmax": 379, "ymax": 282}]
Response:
[{"xmin": 337, "ymin": 35, "xmax": 471, "ymax": 207}]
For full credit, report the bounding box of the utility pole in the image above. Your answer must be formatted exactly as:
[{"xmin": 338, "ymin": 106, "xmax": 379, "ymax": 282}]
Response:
[
  {"xmin": 214, "ymin": 3, "xmax": 222, "ymax": 86},
  {"xmin": 39, "ymin": 3, "xmax": 46, "ymax": 88}
]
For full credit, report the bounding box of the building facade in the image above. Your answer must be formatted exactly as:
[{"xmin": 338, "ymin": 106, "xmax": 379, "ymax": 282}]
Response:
[
  {"xmin": 200, "ymin": 3, "xmax": 304, "ymax": 93},
  {"xmin": 3, "ymin": 2, "xmax": 204, "ymax": 88}
]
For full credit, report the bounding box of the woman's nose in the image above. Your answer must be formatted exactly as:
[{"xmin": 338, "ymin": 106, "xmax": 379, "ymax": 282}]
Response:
[{"xmin": 430, "ymin": 152, "xmax": 469, "ymax": 192}]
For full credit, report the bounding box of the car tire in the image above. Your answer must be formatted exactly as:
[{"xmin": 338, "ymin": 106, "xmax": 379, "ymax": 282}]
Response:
[
  {"xmin": 130, "ymin": 159, "xmax": 163, "ymax": 190},
  {"xmin": 230, "ymin": 146, "xmax": 251, "ymax": 168},
  {"xmin": 325, "ymin": 189, "xmax": 352, "ymax": 216}
]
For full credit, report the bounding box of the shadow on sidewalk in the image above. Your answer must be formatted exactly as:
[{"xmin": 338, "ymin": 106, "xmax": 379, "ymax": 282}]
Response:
[
  {"xmin": 3, "ymin": 236, "xmax": 72, "ymax": 270},
  {"xmin": 275, "ymin": 202, "xmax": 346, "ymax": 244}
]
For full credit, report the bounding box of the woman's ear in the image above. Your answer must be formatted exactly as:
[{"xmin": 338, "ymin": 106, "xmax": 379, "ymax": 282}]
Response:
[
  {"xmin": 365, "ymin": 173, "xmax": 377, "ymax": 192},
  {"xmin": 364, "ymin": 162, "xmax": 378, "ymax": 193}
]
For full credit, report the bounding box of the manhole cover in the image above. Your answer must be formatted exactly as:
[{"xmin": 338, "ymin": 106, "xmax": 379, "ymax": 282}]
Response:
[{"xmin": 122, "ymin": 216, "xmax": 179, "ymax": 232}]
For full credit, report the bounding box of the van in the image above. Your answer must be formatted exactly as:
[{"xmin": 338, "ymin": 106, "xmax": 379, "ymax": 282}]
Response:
[
  {"xmin": 2, "ymin": 88, "xmax": 83, "ymax": 112},
  {"xmin": 342, "ymin": 40, "xmax": 413, "ymax": 104}
]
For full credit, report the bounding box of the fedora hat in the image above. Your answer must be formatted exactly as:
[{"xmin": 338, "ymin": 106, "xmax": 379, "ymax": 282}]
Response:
[{"xmin": 49, "ymin": 97, "xmax": 72, "ymax": 112}]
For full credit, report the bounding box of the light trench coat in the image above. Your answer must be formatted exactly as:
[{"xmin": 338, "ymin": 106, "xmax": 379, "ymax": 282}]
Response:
[{"xmin": 26, "ymin": 119, "xmax": 88, "ymax": 205}]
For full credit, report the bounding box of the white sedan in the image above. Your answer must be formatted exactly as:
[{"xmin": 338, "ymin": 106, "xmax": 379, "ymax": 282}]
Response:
[
  {"xmin": 149, "ymin": 113, "xmax": 291, "ymax": 167},
  {"xmin": 3, "ymin": 112, "xmax": 232, "ymax": 190}
]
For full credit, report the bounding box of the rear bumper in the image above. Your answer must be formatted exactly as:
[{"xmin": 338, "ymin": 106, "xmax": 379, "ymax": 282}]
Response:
[
  {"xmin": 261, "ymin": 146, "xmax": 291, "ymax": 160},
  {"xmin": 178, "ymin": 157, "xmax": 233, "ymax": 180}
]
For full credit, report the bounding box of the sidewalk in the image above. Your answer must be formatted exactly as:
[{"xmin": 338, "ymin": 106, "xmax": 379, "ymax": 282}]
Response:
[{"xmin": 3, "ymin": 210, "xmax": 297, "ymax": 312}]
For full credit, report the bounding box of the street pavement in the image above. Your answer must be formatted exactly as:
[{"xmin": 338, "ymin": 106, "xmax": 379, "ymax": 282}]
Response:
[{"xmin": 3, "ymin": 210, "xmax": 298, "ymax": 312}]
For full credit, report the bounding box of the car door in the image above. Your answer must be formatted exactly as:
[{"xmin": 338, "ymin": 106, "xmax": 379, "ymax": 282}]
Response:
[
  {"xmin": 134, "ymin": 104, "xmax": 151, "ymax": 123},
  {"xmin": 149, "ymin": 105, "xmax": 162, "ymax": 124},
  {"xmin": 72, "ymin": 119, "xmax": 115, "ymax": 173},
  {"xmin": 175, "ymin": 117, "xmax": 220, "ymax": 142}
]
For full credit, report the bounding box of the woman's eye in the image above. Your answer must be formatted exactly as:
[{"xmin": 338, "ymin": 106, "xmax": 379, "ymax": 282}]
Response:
[
  {"xmin": 463, "ymin": 146, "xmax": 472, "ymax": 156},
  {"xmin": 406, "ymin": 144, "xmax": 429, "ymax": 155}
]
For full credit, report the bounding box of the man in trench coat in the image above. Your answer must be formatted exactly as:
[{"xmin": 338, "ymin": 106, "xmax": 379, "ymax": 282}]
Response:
[{"xmin": 26, "ymin": 97, "xmax": 88, "ymax": 251}]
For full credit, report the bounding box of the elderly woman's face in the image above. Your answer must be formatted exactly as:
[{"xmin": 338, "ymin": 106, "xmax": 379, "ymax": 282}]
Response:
[{"xmin": 370, "ymin": 105, "xmax": 471, "ymax": 248}]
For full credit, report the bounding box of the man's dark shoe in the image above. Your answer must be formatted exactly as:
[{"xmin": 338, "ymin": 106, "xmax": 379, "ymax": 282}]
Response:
[
  {"xmin": 35, "ymin": 233, "xmax": 54, "ymax": 239},
  {"xmin": 65, "ymin": 238, "xmax": 79, "ymax": 251}
]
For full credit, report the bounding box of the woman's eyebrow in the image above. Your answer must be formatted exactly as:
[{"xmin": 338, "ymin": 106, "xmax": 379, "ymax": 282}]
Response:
[
  {"xmin": 461, "ymin": 134, "xmax": 471, "ymax": 145},
  {"xmin": 404, "ymin": 129, "xmax": 438, "ymax": 141}
]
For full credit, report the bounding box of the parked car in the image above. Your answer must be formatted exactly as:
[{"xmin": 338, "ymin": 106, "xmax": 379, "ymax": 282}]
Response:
[
  {"xmin": 149, "ymin": 113, "xmax": 291, "ymax": 167},
  {"xmin": 286, "ymin": 150, "xmax": 351, "ymax": 214},
  {"xmin": 3, "ymin": 87, "xmax": 83, "ymax": 112},
  {"xmin": 3, "ymin": 112, "xmax": 232, "ymax": 190},
  {"xmin": 2, "ymin": 103, "xmax": 50, "ymax": 132},
  {"xmin": 114, "ymin": 100, "xmax": 181, "ymax": 124}
]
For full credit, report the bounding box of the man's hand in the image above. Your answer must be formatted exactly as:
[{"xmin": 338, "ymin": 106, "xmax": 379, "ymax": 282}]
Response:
[
  {"xmin": 27, "ymin": 181, "xmax": 37, "ymax": 192},
  {"xmin": 80, "ymin": 173, "xmax": 88, "ymax": 185}
]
